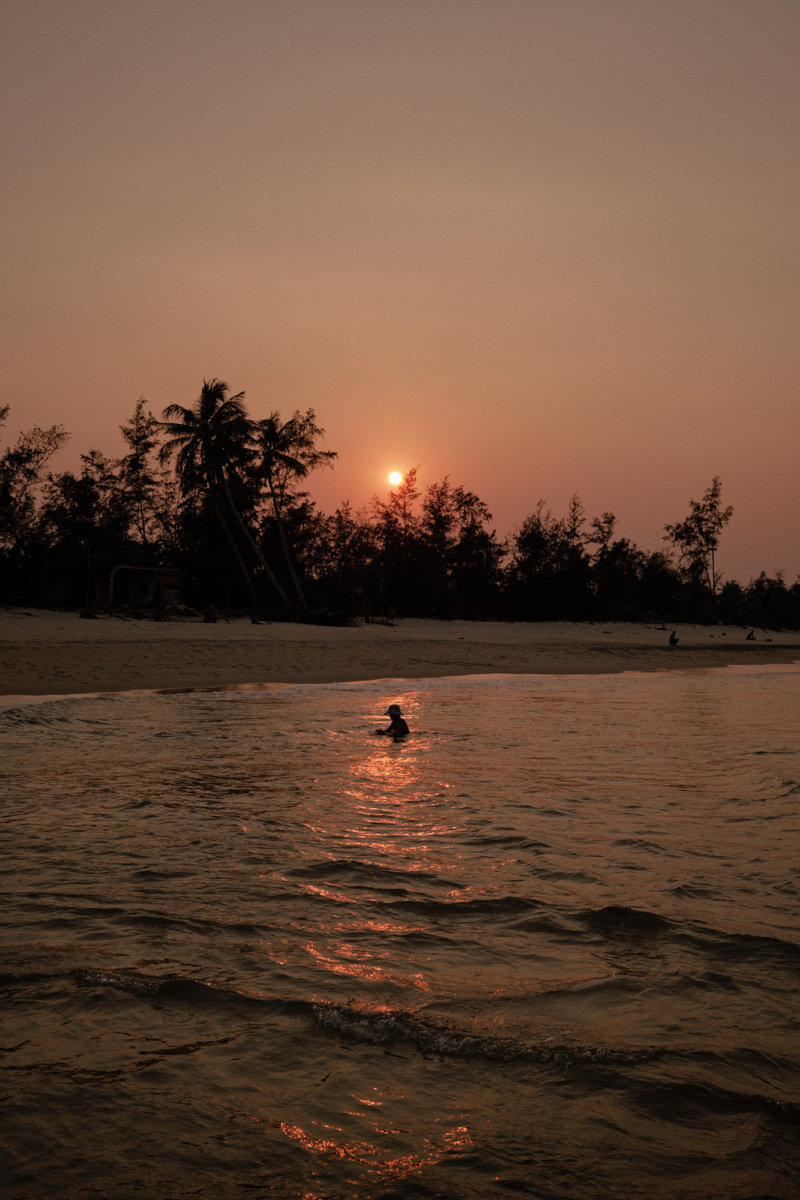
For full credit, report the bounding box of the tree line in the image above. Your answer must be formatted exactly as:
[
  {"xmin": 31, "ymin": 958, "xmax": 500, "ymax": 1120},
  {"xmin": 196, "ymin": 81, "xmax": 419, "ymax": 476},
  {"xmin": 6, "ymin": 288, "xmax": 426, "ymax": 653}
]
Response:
[{"xmin": 1, "ymin": 383, "xmax": 797, "ymax": 628}]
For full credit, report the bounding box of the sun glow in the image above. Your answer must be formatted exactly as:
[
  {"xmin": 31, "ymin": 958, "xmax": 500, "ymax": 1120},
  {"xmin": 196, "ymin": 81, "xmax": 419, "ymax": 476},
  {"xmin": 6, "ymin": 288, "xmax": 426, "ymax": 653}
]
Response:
[{"xmin": 388, "ymin": 471, "xmax": 403, "ymax": 486}]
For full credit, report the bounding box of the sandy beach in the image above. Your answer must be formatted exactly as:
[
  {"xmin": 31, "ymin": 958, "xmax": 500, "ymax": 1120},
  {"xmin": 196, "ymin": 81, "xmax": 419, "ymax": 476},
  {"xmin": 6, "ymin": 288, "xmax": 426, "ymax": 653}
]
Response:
[{"xmin": 1, "ymin": 608, "xmax": 798, "ymax": 698}]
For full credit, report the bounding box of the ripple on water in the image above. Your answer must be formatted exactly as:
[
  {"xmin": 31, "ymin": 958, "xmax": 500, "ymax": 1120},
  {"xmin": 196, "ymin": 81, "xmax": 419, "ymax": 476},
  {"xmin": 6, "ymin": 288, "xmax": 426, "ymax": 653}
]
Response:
[{"xmin": 3, "ymin": 667, "xmax": 800, "ymax": 1198}]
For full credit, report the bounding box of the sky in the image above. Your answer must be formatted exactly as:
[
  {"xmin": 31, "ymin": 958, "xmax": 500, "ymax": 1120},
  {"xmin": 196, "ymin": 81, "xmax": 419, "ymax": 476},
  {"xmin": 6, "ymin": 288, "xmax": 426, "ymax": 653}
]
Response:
[{"xmin": 2, "ymin": 0, "xmax": 798, "ymax": 583}]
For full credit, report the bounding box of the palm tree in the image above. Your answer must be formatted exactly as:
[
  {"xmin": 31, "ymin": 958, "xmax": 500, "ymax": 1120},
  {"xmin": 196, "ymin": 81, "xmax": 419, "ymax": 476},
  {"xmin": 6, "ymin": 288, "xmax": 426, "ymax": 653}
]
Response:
[
  {"xmin": 250, "ymin": 409, "xmax": 337, "ymax": 611},
  {"xmin": 251, "ymin": 413, "xmax": 310, "ymax": 609},
  {"xmin": 159, "ymin": 380, "xmax": 291, "ymax": 609}
]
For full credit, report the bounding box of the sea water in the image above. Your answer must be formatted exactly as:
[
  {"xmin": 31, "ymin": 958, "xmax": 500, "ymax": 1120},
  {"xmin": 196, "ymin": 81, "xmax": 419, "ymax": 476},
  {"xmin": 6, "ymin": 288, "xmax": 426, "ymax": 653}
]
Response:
[{"xmin": 2, "ymin": 667, "xmax": 799, "ymax": 1199}]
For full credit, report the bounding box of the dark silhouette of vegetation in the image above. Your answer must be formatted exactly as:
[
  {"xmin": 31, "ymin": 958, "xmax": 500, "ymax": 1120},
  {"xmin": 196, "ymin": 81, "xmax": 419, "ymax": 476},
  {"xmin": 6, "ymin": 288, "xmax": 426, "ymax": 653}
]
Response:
[
  {"xmin": 249, "ymin": 409, "xmax": 337, "ymax": 609},
  {"xmin": 664, "ymin": 476, "xmax": 734, "ymax": 610},
  {"xmin": 159, "ymin": 379, "xmax": 292, "ymax": 610},
  {"xmin": 505, "ymin": 496, "xmax": 592, "ymax": 620},
  {"xmin": 0, "ymin": 406, "xmax": 71, "ymax": 602},
  {"xmin": 119, "ymin": 398, "xmax": 159, "ymax": 550},
  {"xmin": 1, "ymin": 392, "xmax": 798, "ymax": 629}
]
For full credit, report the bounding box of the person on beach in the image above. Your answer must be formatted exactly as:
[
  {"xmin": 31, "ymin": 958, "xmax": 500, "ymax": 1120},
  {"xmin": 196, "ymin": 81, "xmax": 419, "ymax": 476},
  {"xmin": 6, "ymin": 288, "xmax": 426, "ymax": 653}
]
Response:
[
  {"xmin": 669, "ymin": 630, "xmax": 679, "ymax": 646},
  {"xmin": 376, "ymin": 704, "xmax": 410, "ymax": 738}
]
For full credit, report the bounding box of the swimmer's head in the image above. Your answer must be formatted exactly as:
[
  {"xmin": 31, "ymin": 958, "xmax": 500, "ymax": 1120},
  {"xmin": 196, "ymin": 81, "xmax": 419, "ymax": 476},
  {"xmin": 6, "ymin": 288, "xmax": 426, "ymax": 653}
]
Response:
[{"xmin": 386, "ymin": 704, "xmax": 402, "ymax": 717}]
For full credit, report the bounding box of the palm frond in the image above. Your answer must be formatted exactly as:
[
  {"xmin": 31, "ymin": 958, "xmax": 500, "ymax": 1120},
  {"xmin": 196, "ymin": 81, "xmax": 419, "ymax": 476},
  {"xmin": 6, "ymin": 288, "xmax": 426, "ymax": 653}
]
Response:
[{"xmin": 161, "ymin": 403, "xmax": 194, "ymax": 422}]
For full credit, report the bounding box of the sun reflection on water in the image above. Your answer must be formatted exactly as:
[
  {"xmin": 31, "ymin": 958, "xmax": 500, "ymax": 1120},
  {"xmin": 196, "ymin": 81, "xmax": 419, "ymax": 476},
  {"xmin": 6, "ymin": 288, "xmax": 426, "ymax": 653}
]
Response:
[
  {"xmin": 277, "ymin": 693, "xmax": 470, "ymax": 999},
  {"xmin": 302, "ymin": 938, "xmax": 431, "ymax": 990},
  {"xmin": 278, "ymin": 1097, "xmax": 473, "ymax": 1186}
]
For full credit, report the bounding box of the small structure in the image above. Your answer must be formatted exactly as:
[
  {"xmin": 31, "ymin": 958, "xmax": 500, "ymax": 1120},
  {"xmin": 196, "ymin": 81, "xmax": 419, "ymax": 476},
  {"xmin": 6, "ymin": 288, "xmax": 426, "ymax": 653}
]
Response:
[{"xmin": 101, "ymin": 565, "xmax": 182, "ymax": 610}]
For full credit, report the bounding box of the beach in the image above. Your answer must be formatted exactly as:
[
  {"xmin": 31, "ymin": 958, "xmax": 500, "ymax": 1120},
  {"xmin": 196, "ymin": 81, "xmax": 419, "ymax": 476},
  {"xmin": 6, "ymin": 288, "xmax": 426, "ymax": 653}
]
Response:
[
  {"xmin": 5, "ymin": 614, "xmax": 800, "ymax": 1197},
  {"xmin": 1, "ymin": 607, "xmax": 798, "ymax": 697}
]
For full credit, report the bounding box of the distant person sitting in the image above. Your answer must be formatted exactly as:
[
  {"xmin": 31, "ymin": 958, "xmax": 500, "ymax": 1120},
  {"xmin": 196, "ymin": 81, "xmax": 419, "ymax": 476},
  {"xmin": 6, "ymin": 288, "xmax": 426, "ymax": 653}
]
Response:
[
  {"xmin": 376, "ymin": 704, "xmax": 410, "ymax": 738},
  {"xmin": 669, "ymin": 630, "xmax": 679, "ymax": 647}
]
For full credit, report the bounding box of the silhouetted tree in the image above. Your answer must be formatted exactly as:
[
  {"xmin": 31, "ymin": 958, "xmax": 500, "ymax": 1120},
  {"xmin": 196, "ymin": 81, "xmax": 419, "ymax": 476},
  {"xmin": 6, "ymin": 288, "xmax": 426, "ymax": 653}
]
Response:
[
  {"xmin": 304, "ymin": 501, "xmax": 377, "ymax": 615},
  {"xmin": 249, "ymin": 409, "xmax": 337, "ymax": 610},
  {"xmin": 739, "ymin": 571, "xmax": 798, "ymax": 629},
  {"xmin": 588, "ymin": 511, "xmax": 617, "ymax": 557},
  {"xmin": 0, "ymin": 409, "xmax": 70, "ymax": 553},
  {"xmin": 506, "ymin": 496, "xmax": 592, "ymax": 619},
  {"xmin": 370, "ymin": 469, "xmax": 423, "ymax": 615},
  {"xmin": 0, "ymin": 408, "xmax": 70, "ymax": 601},
  {"xmin": 5, "ymin": 388, "xmax": 791, "ymax": 625},
  {"xmin": 419, "ymin": 477, "xmax": 505, "ymax": 617},
  {"xmin": 587, "ymin": 512, "xmax": 648, "ymax": 618},
  {"xmin": 38, "ymin": 451, "xmax": 134, "ymax": 607},
  {"xmin": 664, "ymin": 477, "xmax": 733, "ymax": 605},
  {"xmin": 159, "ymin": 380, "xmax": 291, "ymax": 609},
  {"xmin": 119, "ymin": 398, "xmax": 159, "ymax": 549}
]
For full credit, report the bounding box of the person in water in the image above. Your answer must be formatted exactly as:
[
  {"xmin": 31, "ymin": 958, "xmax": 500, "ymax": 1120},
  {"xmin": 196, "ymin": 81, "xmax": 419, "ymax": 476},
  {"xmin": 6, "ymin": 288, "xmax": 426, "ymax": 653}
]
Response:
[{"xmin": 377, "ymin": 704, "xmax": 410, "ymax": 738}]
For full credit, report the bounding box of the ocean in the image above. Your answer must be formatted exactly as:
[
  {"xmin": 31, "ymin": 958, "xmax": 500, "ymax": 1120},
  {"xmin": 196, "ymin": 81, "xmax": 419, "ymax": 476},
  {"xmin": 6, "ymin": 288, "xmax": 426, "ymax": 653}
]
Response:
[{"xmin": 2, "ymin": 666, "xmax": 799, "ymax": 1199}]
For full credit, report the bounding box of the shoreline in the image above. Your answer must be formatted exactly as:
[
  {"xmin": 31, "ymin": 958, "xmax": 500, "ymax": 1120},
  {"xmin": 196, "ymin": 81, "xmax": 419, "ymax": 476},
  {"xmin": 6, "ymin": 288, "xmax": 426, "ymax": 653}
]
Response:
[{"xmin": 1, "ymin": 608, "xmax": 799, "ymax": 698}]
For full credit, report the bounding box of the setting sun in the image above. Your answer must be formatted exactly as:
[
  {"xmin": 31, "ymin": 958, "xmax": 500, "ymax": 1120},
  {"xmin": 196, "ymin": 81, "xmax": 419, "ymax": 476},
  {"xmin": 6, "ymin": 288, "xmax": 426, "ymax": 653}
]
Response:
[{"xmin": 388, "ymin": 471, "xmax": 403, "ymax": 486}]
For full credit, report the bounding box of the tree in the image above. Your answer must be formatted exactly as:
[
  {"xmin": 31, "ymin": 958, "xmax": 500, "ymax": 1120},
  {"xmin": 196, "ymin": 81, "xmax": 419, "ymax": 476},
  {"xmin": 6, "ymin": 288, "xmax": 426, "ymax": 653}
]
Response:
[
  {"xmin": 586, "ymin": 511, "xmax": 660, "ymax": 618},
  {"xmin": 664, "ymin": 477, "xmax": 733, "ymax": 604},
  {"xmin": 249, "ymin": 409, "xmax": 337, "ymax": 609},
  {"xmin": 506, "ymin": 496, "xmax": 592, "ymax": 619},
  {"xmin": 370, "ymin": 469, "xmax": 423, "ymax": 615},
  {"xmin": 158, "ymin": 379, "xmax": 291, "ymax": 609},
  {"xmin": 588, "ymin": 511, "xmax": 617, "ymax": 557},
  {"xmin": 304, "ymin": 501, "xmax": 377, "ymax": 615},
  {"xmin": 0, "ymin": 409, "xmax": 70, "ymax": 552},
  {"xmin": 419, "ymin": 477, "xmax": 505, "ymax": 617},
  {"xmin": 737, "ymin": 571, "xmax": 799, "ymax": 629},
  {"xmin": 119, "ymin": 398, "xmax": 159, "ymax": 548},
  {"xmin": 38, "ymin": 451, "xmax": 134, "ymax": 607}
]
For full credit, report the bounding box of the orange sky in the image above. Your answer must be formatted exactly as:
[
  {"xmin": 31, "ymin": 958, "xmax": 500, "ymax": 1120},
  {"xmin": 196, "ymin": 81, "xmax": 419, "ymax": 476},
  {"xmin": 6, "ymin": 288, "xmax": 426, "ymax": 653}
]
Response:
[{"xmin": 2, "ymin": 0, "xmax": 798, "ymax": 582}]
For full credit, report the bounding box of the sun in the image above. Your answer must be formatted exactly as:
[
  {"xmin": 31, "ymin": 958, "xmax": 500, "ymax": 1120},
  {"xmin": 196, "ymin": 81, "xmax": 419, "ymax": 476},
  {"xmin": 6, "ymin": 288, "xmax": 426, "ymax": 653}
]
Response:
[{"xmin": 388, "ymin": 471, "xmax": 403, "ymax": 486}]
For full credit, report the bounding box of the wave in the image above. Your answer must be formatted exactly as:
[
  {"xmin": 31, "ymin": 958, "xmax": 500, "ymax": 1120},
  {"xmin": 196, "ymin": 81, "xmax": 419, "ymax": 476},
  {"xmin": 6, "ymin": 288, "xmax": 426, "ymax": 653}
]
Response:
[
  {"xmin": 579, "ymin": 904, "xmax": 674, "ymax": 936},
  {"xmin": 0, "ymin": 703, "xmax": 77, "ymax": 729},
  {"xmin": 577, "ymin": 904, "xmax": 800, "ymax": 970},
  {"xmin": 310, "ymin": 999, "xmax": 800, "ymax": 1129},
  {"xmin": 61, "ymin": 968, "xmax": 652, "ymax": 1067},
  {"xmin": 685, "ymin": 924, "xmax": 800, "ymax": 970},
  {"xmin": 286, "ymin": 857, "xmax": 459, "ymax": 889},
  {"xmin": 312, "ymin": 998, "xmax": 662, "ymax": 1066},
  {"xmin": 469, "ymin": 833, "xmax": 550, "ymax": 853},
  {"xmin": 0, "ymin": 968, "xmax": 64, "ymax": 992},
  {"xmin": 72, "ymin": 968, "xmax": 299, "ymax": 1012},
  {"xmin": 388, "ymin": 894, "xmax": 546, "ymax": 918},
  {"xmin": 624, "ymin": 1056, "xmax": 800, "ymax": 1127},
  {"xmin": 49, "ymin": 968, "xmax": 659, "ymax": 1074},
  {"xmin": 26, "ymin": 967, "xmax": 794, "ymax": 1115},
  {"xmin": 612, "ymin": 837, "xmax": 669, "ymax": 854}
]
